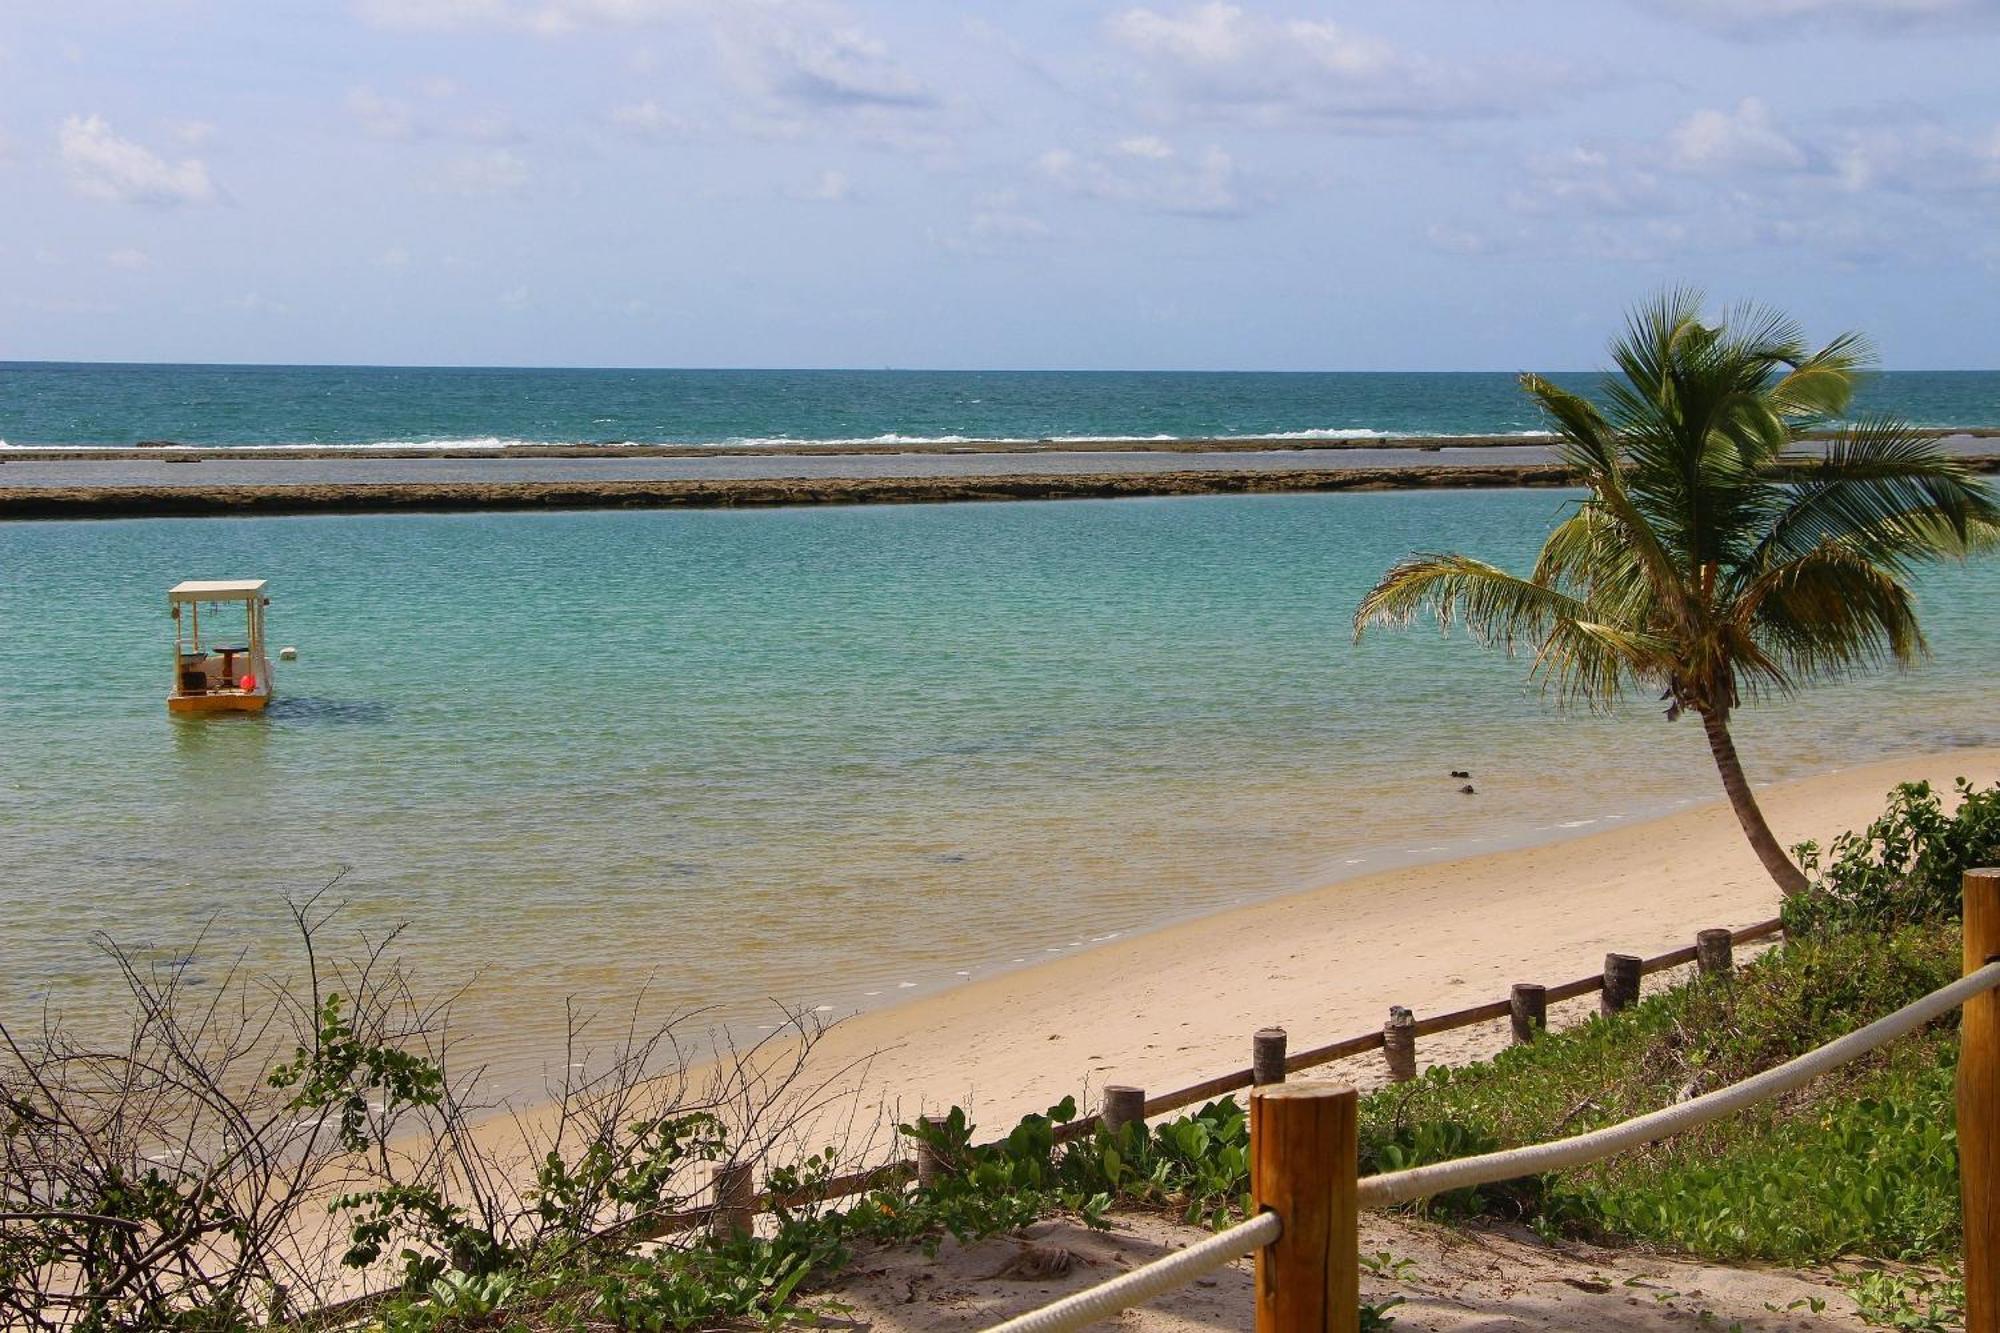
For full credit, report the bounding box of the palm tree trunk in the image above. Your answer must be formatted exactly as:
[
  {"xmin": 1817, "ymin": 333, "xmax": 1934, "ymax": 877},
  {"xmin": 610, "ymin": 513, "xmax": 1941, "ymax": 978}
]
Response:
[{"xmin": 1698, "ymin": 707, "xmax": 1809, "ymax": 897}]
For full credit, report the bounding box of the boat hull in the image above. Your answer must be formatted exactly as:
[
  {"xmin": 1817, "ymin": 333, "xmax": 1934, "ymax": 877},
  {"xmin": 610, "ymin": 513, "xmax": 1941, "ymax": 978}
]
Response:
[{"xmin": 168, "ymin": 691, "xmax": 272, "ymax": 714}]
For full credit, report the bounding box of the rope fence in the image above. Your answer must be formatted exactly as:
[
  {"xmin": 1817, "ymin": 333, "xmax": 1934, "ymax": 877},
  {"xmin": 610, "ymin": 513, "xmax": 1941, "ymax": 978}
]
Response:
[
  {"xmin": 604, "ymin": 914, "xmax": 1792, "ymax": 1246},
  {"xmin": 1359, "ymin": 958, "xmax": 2000, "ymax": 1210},
  {"xmin": 307, "ymin": 900, "xmax": 1802, "ymax": 1328},
  {"xmin": 978, "ymin": 868, "xmax": 2000, "ymax": 1333},
  {"xmin": 982, "ymin": 1212, "xmax": 1282, "ymax": 1333}
]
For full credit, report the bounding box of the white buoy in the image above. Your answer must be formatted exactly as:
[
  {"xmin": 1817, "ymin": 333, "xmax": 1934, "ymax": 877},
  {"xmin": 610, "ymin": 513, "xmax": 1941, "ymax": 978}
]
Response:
[{"xmin": 279, "ymin": 646, "xmax": 298, "ymax": 660}]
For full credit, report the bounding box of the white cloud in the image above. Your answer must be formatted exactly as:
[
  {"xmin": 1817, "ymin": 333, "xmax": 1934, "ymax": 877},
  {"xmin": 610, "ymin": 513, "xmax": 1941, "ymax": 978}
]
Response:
[
  {"xmin": 352, "ymin": 0, "xmax": 524, "ymax": 29},
  {"xmin": 444, "ymin": 148, "xmax": 531, "ymax": 193},
  {"xmin": 713, "ymin": 7, "xmax": 934, "ymax": 112},
  {"xmin": 379, "ymin": 245, "xmax": 412, "ymax": 268},
  {"xmin": 1646, "ymin": 0, "xmax": 1986, "ymax": 32},
  {"xmin": 347, "ymin": 82, "xmax": 521, "ymax": 144},
  {"xmin": 795, "ymin": 168, "xmax": 851, "ymax": 201},
  {"xmin": 360, "ymin": 0, "xmax": 936, "ymax": 123},
  {"xmin": 233, "ymin": 291, "xmax": 288, "ymax": 314},
  {"xmin": 59, "ymin": 115, "xmax": 215, "ymax": 206},
  {"xmin": 609, "ymin": 98, "xmax": 697, "ymax": 140},
  {"xmin": 347, "ymin": 85, "xmax": 417, "ymax": 140},
  {"xmin": 1667, "ymin": 98, "xmax": 1808, "ymax": 174},
  {"xmin": 1106, "ymin": 3, "xmax": 1546, "ymax": 129},
  {"xmin": 941, "ymin": 193, "xmax": 1055, "ymax": 254},
  {"xmin": 1424, "ymin": 222, "xmax": 1501, "ymax": 257},
  {"xmin": 1487, "ymin": 99, "xmax": 2000, "ymax": 268},
  {"xmin": 106, "ymin": 247, "xmax": 151, "ymax": 270},
  {"xmin": 499, "ymin": 284, "xmax": 531, "ymax": 309},
  {"xmin": 172, "ymin": 119, "xmax": 217, "ymax": 147},
  {"xmin": 1507, "ymin": 145, "xmax": 1674, "ymax": 217},
  {"xmin": 969, "ymin": 210, "xmax": 1051, "ymax": 242},
  {"xmin": 1827, "ymin": 120, "xmax": 2000, "ymax": 194},
  {"xmin": 1114, "ymin": 134, "xmax": 1174, "ymax": 160},
  {"xmin": 1037, "ymin": 138, "xmax": 1248, "ymax": 217}
]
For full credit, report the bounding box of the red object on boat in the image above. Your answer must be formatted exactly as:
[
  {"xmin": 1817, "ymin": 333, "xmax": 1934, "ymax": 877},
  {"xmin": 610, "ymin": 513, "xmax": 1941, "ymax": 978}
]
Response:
[{"xmin": 239, "ymin": 674, "xmax": 256, "ymax": 690}]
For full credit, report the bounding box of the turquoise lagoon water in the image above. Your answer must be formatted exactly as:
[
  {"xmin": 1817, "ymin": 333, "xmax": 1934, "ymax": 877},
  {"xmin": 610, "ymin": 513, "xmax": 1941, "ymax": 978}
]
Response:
[
  {"xmin": 3, "ymin": 364, "xmax": 1996, "ymax": 448},
  {"xmin": 4, "ymin": 491, "xmax": 1998, "ymax": 1093}
]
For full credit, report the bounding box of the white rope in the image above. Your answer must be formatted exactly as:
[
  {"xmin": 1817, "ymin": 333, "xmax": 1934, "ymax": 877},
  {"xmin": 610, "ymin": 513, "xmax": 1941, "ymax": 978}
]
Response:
[
  {"xmin": 982, "ymin": 1210, "xmax": 1281, "ymax": 1333},
  {"xmin": 984, "ymin": 959, "xmax": 1999, "ymax": 1332},
  {"xmin": 1358, "ymin": 959, "xmax": 2000, "ymax": 1209}
]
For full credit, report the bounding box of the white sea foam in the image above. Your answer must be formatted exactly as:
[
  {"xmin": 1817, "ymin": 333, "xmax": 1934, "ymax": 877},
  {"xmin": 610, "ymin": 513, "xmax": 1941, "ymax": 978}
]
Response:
[
  {"xmin": 0, "ymin": 427, "xmax": 1550, "ymax": 451},
  {"xmin": 0, "ymin": 436, "xmax": 580, "ymax": 451}
]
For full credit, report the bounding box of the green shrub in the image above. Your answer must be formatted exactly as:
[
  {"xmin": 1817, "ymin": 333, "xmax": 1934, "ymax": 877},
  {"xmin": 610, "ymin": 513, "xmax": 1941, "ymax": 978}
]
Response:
[
  {"xmin": 1789, "ymin": 777, "xmax": 2000, "ymax": 934},
  {"xmin": 1356, "ymin": 920, "xmax": 1966, "ymax": 1265},
  {"xmin": 1577, "ymin": 1043, "xmax": 1962, "ymax": 1263}
]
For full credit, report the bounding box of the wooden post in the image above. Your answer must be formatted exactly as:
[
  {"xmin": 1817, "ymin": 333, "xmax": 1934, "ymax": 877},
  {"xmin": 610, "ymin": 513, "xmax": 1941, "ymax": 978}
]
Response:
[
  {"xmin": 709, "ymin": 1162, "xmax": 754, "ymax": 1240},
  {"xmin": 1251, "ymin": 1083, "xmax": 1357, "ymax": 1333},
  {"xmin": 1602, "ymin": 953, "xmax": 1641, "ymax": 1014},
  {"xmin": 1961, "ymin": 868, "xmax": 2000, "ymax": 1333},
  {"xmin": 1254, "ymin": 1027, "xmax": 1289, "ymax": 1086},
  {"xmin": 1510, "ymin": 983, "xmax": 1547, "ymax": 1044},
  {"xmin": 1103, "ymin": 1085, "xmax": 1147, "ymax": 1134},
  {"xmin": 913, "ymin": 1114, "xmax": 947, "ymax": 1189},
  {"xmin": 1696, "ymin": 928, "xmax": 1734, "ymax": 977},
  {"xmin": 1382, "ymin": 1007, "xmax": 1416, "ymax": 1083}
]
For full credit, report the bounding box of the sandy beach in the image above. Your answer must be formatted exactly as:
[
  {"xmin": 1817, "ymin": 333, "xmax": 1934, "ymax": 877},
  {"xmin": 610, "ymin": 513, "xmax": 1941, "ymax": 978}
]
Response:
[{"xmin": 788, "ymin": 746, "xmax": 2000, "ymax": 1132}]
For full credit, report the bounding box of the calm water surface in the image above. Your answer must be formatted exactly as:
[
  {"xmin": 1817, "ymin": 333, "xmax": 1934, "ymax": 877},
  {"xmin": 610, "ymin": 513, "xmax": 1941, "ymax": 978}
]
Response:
[{"xmin": 4, "ymin": 492, "xmax": 1997, "ymax": 1093}]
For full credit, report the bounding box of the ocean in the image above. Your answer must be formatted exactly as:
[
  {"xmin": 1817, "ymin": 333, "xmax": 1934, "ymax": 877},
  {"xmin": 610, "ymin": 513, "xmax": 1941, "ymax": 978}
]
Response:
[
  {"xmin": 3, "ymin": 363, "xmax": 1996, "ymax": 448},
  {"xmin": 4, "ymin": 492, "xmax": 1999, "ymax": 1094}
]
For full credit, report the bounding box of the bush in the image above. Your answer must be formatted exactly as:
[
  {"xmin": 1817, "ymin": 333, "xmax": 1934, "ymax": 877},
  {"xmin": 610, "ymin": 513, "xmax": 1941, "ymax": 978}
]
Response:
[
  {"xmin": 1356, "ymin": 920, "xmax": 1966, "ymax": 1265},
  {"xmin": 1788, "ymin": 777, "xmax": 2000, "ymax": 934}
]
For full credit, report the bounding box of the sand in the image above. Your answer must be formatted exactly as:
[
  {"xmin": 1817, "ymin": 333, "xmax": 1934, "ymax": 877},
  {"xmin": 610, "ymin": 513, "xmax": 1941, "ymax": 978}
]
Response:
[
  {"xmin": 395, "ymin": 748, "xmax": 1992, "ymax": 1328},
  {"xmin": 827, "ymin": 1210, "xmax": 1888, "ymax": 1333},
  {"xmin": 765, "ymin": 747, "xmax": 1991, "ymax": 1332},
  {"xmin": 792, "ymin": 747, "xmax": 2000, "ymax": 1135}
]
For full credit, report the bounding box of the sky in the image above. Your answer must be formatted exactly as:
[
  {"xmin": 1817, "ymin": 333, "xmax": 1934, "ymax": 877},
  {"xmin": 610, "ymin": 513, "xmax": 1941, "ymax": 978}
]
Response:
[{"xmin": 1, "ymin": 0, "xmax": 1997, "ymax": 370}]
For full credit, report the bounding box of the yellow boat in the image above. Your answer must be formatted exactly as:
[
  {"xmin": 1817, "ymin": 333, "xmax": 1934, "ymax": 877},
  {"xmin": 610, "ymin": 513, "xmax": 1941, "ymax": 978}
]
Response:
[{"xmin": 168, "ymin": 579, "xmax": 275, "ymax": 714}]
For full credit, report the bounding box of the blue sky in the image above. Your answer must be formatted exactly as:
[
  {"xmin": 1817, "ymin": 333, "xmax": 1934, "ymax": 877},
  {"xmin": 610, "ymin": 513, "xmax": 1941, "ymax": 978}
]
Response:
[{"xmin": 2, "ymin": 1, "xmax": 1996, "ymax": 370}]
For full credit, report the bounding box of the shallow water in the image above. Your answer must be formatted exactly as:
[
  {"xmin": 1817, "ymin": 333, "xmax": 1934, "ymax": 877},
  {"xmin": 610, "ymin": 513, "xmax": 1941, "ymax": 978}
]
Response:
[{"xmin": 4, "ymin": 491, "xmax": 1997, "ymax": 1094}]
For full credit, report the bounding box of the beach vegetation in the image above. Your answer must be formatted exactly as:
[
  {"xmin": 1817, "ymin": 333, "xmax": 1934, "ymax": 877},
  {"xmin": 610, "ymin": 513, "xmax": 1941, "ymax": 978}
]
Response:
[
  {"xmin": 1355, "ymin": 917, "xmax": 1963, "ymax": 1265},
  {"xmin": 10, "ymin": 777, "xmax": 1991, "ymax": 1330},
  {"xmin": 1787, "ymin": 776, "xmax": 2000, "ymax": 935},
  {"xmin": 1355, "ymin": 290, "xmax": 1998, "ymax": 895}
]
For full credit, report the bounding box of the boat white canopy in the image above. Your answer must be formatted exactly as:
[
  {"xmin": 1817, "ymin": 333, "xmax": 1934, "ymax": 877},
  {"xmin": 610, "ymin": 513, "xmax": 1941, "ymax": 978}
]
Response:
[{"xmin": 169, "ymin": 579, "xmax": 268, "ymax": 604}]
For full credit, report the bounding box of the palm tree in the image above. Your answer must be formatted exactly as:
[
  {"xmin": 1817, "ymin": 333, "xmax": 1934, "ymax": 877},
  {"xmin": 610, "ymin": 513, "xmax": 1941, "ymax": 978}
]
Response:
[{"xmin": 1355, "ymin": 291, "xmax": 1997, "ymax": 896}]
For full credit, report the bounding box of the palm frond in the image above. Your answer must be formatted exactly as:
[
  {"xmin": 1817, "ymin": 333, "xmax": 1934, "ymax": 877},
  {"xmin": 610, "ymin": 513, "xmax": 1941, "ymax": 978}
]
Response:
[
  {"xmin": 1746, "ymin": 419, "xmax": 2000, "ymax": 575},
  {"xmin": 1357, "ymin": 292, "xmax": 1987, "ymax": 728},
  {"xmin": 1529, "ymin": 617, "xmax": 1671, "ymax": 706},
  {"xmin": 1354, "ymin": 554, "xmax": 1660, "ymax": 705},
  {"xmin": 1355, "ymin": 554, "xmax": 1576, "ymax": 645},
  {"xmin": 1765, "ymin": 330, "xmax": 1870, "ymax": 423},
  {"xmin": 1519, "ymin": 373, "xmax": 1620, "ymax": 478},
  {"xmin": 1735, "ymin": 539, "xmax": 1929, "ymax": 688}
]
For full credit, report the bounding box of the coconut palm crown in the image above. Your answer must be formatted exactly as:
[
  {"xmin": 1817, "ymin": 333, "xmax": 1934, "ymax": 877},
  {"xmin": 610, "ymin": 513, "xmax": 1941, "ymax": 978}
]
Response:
[{"xmin": 1355, "ymin": 290, "xmax": 1998, "ymax": 896}]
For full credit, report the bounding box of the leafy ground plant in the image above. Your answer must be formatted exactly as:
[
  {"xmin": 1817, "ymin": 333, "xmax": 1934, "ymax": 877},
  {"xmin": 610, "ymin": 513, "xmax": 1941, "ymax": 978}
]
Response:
[
  {"xmin": 1356, "ymin": 918, "xmax": 1965, "ymax": 1266},
  {"xmin": 1788, "ymin": 776, "xmax": 2000, "ymax": 934},
  {"xmin": 1845, "ymin": 1268, "xmax": 1966, "ymax": 1333}
]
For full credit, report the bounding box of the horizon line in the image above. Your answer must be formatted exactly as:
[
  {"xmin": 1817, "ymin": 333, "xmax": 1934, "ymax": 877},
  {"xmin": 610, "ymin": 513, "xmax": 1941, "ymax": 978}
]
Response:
[{"xmin": 6, "ymin": 359, "xmax": 1995, "ymax": 376}]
